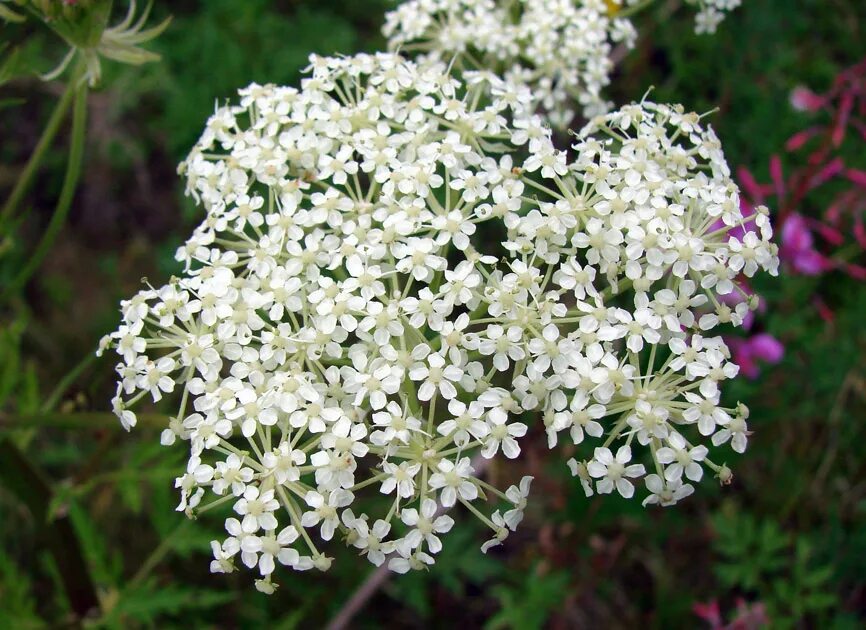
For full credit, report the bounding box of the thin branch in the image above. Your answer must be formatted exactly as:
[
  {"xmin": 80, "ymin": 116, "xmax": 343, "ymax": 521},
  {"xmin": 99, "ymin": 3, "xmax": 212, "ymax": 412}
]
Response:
[
  {"xmin": 40, "ymin": 352, "xmax": 98, "ymax": 413},
  {"xmin": 3, "ymin": 77, "xmax": 88, "ymax": 296},
  {"xmin": 0, "ymin": 79, "xmax": 76, "ymax": 228},
  {"xmin": 0, "ymin": 411, "xmax": 168, "ymax": 431}
]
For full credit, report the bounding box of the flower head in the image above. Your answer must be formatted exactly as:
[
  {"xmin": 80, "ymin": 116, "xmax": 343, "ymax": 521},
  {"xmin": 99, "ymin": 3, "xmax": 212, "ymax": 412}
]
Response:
[
  {"xmin": 385, "ymin": 0, "xmax": 742, "ymax": 127},
  {"xmin": 103, "ymin": 55, "xmax": 776, "ymax": 588}
]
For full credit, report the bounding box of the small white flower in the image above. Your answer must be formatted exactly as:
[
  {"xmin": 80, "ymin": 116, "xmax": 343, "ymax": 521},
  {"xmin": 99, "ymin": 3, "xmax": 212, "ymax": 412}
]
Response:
[
  {"xmin": 351, "ymin": 519, "xmax": 393, "ymax": 567},
  {"xmin": 656, "ymin": 433, "xmax": 708, "ymax": 482},
  {"xmin": 481, "ymin": 409, "xmax": 527, "ymax": 459},
  {"xmin": 400, "ymin": 498, "xmax": 454, "ymax": 554},
  {"xmin": 567, "ymin": 458, "xmax": 595, "ymax": 498},
  {"xmin": 213, "ymin": 453, "xmax": 255, "ymax": 496},
  {"xmin": 429, "ymin": 457, "xmax": 478, "ymax": 507},
  {"xmin": 409, "ymin": 352, "xmax": 464, "ymax": 401},
  {"xmin": 712, "ymin": 410, "xmax": 750, "ymax": 453},
  {"xmin": 381, "ymin": 461, "xmax": 421, "ymax": 498},
  {"xmin": 552, "ymin": 392, "xmax": 605, "ymax": 447},
  {"xmin": 503, "ymin": 476, "xmax": 532, "ymax": 530},
  {"xmin": 388, "ymin": 547, "xmax": 435, "ymax": 574},
  {"xmin": 234, "ymin": 486, "xmax": 280, "ymax": 533},
  {"xmin": 210, "ymin": 539, "xmax": 237, "ymax": 574},
  {"xmin": 641, "ymin": 474, "xmax": 695, "ymax": 507},
  {"xmin": 262, "ymin": 442, "xmax": 306, "ymax": 485},
  {"xmin": 480, "ymin": 510, "xmax": 510, "ymax": 554},
  {"xmin": 587, "ymin": 446, "xmax": 646, "ymax": 499},
  {"xmin": 301, "ymin": 490, "xmax": 353, "ymax": 541}
]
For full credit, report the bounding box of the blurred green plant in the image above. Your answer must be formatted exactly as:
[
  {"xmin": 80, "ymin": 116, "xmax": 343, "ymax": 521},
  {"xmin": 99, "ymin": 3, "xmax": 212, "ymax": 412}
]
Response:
[
  {"xmin": 486, "ymin": 565, "xmax": 570, "ymax": 630},
  {"xmin": 0, "ymin": 318, "xmax": 39, "ymax": 413},
  {"xmin": 711, "ymin": 509, "xmax": 839, "ymax": 628},
  {"xmin": 1, "ymin": 0, "xmax": 168, "ymax": 294},
  {"xmin": 0, "ymin": 1, "xmax": 171, "ymax": 626},
  {"xmin": 712, "ymin": 510, "xmax": 791, "ymax": 592},
  {"xmin": 0, "ymin": 552, "xmax": 41, "ymax": 629},
  {"xmin": 1, "ymin": 1, "xmax": 865, "ymax": 628},
  {"xmin": 147, "ymin": 0, "xmax": 389, "ymax": 161}
]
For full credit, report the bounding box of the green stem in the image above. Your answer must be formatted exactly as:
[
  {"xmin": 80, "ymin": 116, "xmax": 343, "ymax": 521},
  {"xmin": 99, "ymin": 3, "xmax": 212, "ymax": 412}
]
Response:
[
  {"xmin": 0, "ymin": 79, "xmax": 76, "ymax": 229},
  {"xmin": 3, "ymin": 81, "xmax": 88, "ymax": 297},
  {"xmin": 40, "ymin": 351, "xmax": 97, "ymax": 413},
  {"xmin": 127, "ymin": 520, "xmax": 192, "ymax": 590},
  {"xmin": 0, "ymin": 411, "xmax": 169, "ymax": 431},
  {"xmin": 617, "ymin": 0, "xmax": 657, "ymax": 19}
]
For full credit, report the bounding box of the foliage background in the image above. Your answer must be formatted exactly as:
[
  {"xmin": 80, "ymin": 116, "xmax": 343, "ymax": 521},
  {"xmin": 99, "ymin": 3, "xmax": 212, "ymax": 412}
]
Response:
[{"xmin": 1, "ymin": 0, "xmax": 865, "ymax": 627}]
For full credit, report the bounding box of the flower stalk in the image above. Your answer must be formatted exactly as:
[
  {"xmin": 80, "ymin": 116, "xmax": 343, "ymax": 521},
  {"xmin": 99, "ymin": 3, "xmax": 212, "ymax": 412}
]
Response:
[{"xmin": 4, "ymin": 76, "xmax": 88, "ymax": 297}]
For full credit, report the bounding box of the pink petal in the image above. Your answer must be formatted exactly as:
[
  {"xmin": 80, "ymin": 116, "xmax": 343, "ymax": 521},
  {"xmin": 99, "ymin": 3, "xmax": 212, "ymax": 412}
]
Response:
[
  {"xmin": 813, "ymin": 297, "xmax": 835, "ymax": 323},
  {"xmin": 791, "ymin": 250, "xmax": 829, "ymax": 275},
  {"xmin": 736, "ymin": 166, "xmax": 765, "ymax": 204},
  {"xmin": 769, "ymin": 156, "xmax": 785, "ymax": 200},
  {"xmin": 790, "ymin": 86, "xmax": 824, "ymax": 112},
  {"xmin": 844, "ymin": 263, "xmax": 866, "ymax": 281},
  {"xmin": 832, "ymin": 91, "xmax": 854, "ymax": 147},
  {"xmin": 785, "ymin": 127, "xmax": 821, "ymax": 152},
  {"xmin": 854, "ymin": 219, "xmax": 866, "ymax": 248},
  {"xmin": 809, "ymin": 219, "xmax": 844, "ymax": 246},
  {"xmin": 780, "ymin": 214, "xmax": 814, "ymax": 251},
  {"xmin": 846, "ymin": 168, "xmax": 866, "ymax": 187},
  {"xmin": 809, "ymin": 157, "xmax": 844, "ymax": 189},
  {"xmin": 749, "ymin": 334, "xmax": 785, "ymax": 364}
]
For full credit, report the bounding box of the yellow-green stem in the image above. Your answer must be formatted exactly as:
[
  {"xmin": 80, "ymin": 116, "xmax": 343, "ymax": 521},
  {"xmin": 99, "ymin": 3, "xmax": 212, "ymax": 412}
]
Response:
[
  {"xmin": 0, "ymin": 78, "xmax": 77, "ymax": 228},
  {"xmin": 4, "ymin": 80, "xmax": 88, "ymax": 297}
]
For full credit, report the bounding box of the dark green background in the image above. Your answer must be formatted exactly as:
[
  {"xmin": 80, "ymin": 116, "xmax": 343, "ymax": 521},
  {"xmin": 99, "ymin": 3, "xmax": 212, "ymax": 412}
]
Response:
[{"xmin": 1, "ymin": 1, "xmax": 865, "ymax": 627}]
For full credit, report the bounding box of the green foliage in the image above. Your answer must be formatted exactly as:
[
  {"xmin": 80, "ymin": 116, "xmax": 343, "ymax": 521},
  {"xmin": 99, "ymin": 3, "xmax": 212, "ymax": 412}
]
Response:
[
  {"xmin": 104, "ymin": 582, "xmax": 235, "ymax": 628},
  {"xmin": 68, "ymin": 499, "xmax": 123, "ymax": 587},
  {"xmin": 145, "ymin": 0, "xmax": 390, "ymax": 160},
  {"xmin": 614, "ymin": 0, "xmax": 866, "ymax": 175},
  {"xmin": 0, "ymin": 553, "xmax": 41, "ymax": 629},
  {"xmin": 0, "ymin": 42, "xmax": 23, "ymax": 88},
  {"xmin": 1, "ymin": 0, "xmax": 865, "ymax": 627},
  {"xmin": 712, "ymin": 509, "xmax": 841, "ymax": 628},
  {"xmin": 769, "ymin": 540, "xmax": 837, "ymax": 627},
  {"xmin": 486, "ymin": 566, "xmax": 570, "ymax": 630},
  {"xmin": 0, "ymin": 319, "xmax": 39, "ymax": 412},
  {"xmin": 711, "ymin": 510, "xmax": 791, "ymax": 591}
]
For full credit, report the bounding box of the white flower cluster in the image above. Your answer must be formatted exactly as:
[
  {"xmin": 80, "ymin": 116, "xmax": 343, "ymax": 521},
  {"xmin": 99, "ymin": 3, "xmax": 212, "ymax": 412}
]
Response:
[
  {"xmin": 101, "ymin": 51, "xmax": 776, "ymax": 590},
  {"xmin": 688, "ymin": 0, "xmax": 742, "ymax": 35},
  {"xmin": 384, "ymin": 0, "xmax": 634, "ymax": 127},
  {"xmin": 384, "ymin": 0, "xmax": 743, "ymax": 127}
]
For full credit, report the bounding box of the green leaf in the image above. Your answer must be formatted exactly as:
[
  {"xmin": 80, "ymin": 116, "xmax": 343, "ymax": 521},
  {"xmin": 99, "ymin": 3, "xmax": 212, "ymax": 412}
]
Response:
[
  {"xmin": 803, "ymin": 564, "xmax": 834, "ymax": 588},
  {"xmin": 0, "ymin": 553, "xmax": 41, "ymax": 628},
  {"xmin": 486, "ymin": 568, "xmax": 570, "ymax": 630},
  {"xmin": 68, "ymin": 497, "xmax": 123, "ymax": 587},
  {"xmin": 803, "ymin": 592, "xmax": 837, "ymax": 610},
  {"xmin": 0, "ymin": 45, "xmax": 24, "ymax": 87},
  {"xmin": 0, "ymin": 4, "xmax": 26, "ymax": 24},
  {"xmin": 108, "ymin": 581, "xmax": 235, "ymax": 625}
]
